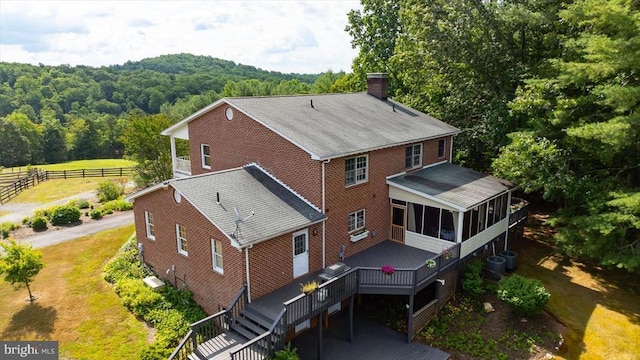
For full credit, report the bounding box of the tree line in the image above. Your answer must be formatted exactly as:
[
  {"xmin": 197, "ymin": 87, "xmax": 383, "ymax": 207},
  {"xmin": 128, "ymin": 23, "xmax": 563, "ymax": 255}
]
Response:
[
  {"xmin": 344, "ymin": 0, "xmax": 639, "ymax": 272},
  {"xmin": 0, "ymin": 53, "xmax": 332, "ymax": 167}
]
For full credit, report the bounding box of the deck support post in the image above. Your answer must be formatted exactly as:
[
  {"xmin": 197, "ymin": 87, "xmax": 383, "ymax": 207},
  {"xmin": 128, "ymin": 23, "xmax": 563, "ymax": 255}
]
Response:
[
  {"xmin": 317, "ymin": 312, "xmax": 323, "ymax": 360},
  {"xmin": 349, "ymin": 295, "xmax": 355, "ymax": 343}
]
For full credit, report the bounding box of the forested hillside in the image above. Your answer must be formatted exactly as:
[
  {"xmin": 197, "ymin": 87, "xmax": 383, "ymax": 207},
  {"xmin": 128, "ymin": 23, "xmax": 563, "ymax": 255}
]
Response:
[{"xmin": 0, "ymin": 54, "xmax": 325, "ymax": 167}]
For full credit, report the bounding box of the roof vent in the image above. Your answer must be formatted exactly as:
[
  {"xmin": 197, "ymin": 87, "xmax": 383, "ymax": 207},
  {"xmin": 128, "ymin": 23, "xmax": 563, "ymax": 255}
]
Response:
[{"xmin": 310, "ymin": 99, "xmax": 314, "ymax": 108}]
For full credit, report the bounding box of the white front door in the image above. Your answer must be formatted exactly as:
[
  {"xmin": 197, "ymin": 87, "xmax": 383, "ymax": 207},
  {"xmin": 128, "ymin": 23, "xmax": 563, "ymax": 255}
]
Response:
[{"xmin": 292, "ymin": 229, "xmax": 309, "ymax": 278}]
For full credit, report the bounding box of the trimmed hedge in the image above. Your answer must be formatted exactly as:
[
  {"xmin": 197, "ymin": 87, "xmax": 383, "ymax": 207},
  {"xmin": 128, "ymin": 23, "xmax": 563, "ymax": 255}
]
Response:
[
  {"xmin": 497, "ymin": 274, "xmax": 550, "ymax": 316},
  {"xmin": 101, "ymin": 199, "xmax": 133, "ymax": 212},
  {"xmin": 50, "ymin": 205, "xmax": 81, "ymax": 225}
]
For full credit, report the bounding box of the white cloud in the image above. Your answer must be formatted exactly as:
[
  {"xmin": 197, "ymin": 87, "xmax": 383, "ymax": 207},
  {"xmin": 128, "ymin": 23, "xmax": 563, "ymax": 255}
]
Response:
[{"xmin": 0, "ymin": 0, "xmax": 362, "ymax": 74}]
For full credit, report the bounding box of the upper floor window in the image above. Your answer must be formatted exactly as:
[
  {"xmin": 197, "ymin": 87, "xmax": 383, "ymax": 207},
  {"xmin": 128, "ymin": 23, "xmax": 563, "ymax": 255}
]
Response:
[
  {"xmin": 176, "ymin": 224, "xmax": 188, "ymax": 256},
  {"xmin": 438, "ymin": 139, "xmax": 446, "ymax": 158},
  {"xmin": 201, "ymin": 144, "xmax": 211, "ymax": 169},
  {"xmin": 405, "ymin": 143, "xmax": 422, "ymax": 169},
  {"xmin": 345, "ymin": 155, "xmax": 368, "ymax": 186},
  {"xmin": 211, "ymin": 239, "xmax": 224, "ymax": 273},
  {"xmin": 348, "ymin": 209, "xmax": 366, "ymax": 233},
  {"xmin": 145, "ymin": 211, "xmax": 155, "ymax": 240}
]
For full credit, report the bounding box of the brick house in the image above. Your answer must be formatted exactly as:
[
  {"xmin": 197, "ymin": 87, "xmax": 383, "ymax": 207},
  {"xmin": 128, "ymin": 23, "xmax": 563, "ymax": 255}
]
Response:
[{"xmin": 126, "ymin": 73, "xmax": 526, "ymax": 359}]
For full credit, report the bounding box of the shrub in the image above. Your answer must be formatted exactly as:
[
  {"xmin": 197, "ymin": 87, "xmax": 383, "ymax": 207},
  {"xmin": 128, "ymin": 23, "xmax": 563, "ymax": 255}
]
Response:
[
  {"xmin": 103, "ymin": 248, "xmax": 146, "ymax": 284},
  {"xmin": 100, "ymin": 199, "xmax": 133, "ymax": 212},
  {"xmin": 96, "ymin": 181, "xmax": 122, "ymax": 202},
  {"xmin": 50, "ymin": 205, "xmax": 81, "ymax": 226},
  {"xmin": 462, "ymin": 260, "xmax": 485, "ymax": 298},
  {"xmin": 273, "ymin": 343, "xmax": 300, "ymax": 360},
  {"xmin": 31, "ymin": 216, "xmax": 48, "ymax": 231},
  {"xmin": 139, "ymin": 341, "xmax": 172, "ymax": 360},
  {"xmin": 89, "ymin": 210, "xmax": 103, "ymax": 220},
  {"xmin": 114, "ymin": 278, "xmax": 164, "ymax": 317},
  {"xmin": 34, "ymin": 205, "xmax": 61, "ymax": 220},
  {"xmin": 0, "ymin": 222, "xmax": 19, "ymax": 238},
  {"xmin": 22, "ymin": 217, "xmax": 31, "ymax": 225},
  {"xmin": 497, "ymin": 274, "xmax": 550, "ymax": 316},
  {"xmin": 75, "ymin": 199, "xmax": 90, "ymax": 209}
]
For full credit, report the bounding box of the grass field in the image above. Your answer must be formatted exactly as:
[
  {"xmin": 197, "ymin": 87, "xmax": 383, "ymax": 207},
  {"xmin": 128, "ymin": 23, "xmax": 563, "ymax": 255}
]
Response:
[
  {"xmin": 7, "ymin": 178, "xmax": 127, "ymax": 204},
  {"xmin": 2, "ymin": 159, "xmax": 136, "ymax": 172},
  {"xmin": 515, "ymin": 213, "xmax": 640, "ymax": 360},
  {"xmin": 0, "ymin": 225, "xmax": 149, "ymax": 359}
]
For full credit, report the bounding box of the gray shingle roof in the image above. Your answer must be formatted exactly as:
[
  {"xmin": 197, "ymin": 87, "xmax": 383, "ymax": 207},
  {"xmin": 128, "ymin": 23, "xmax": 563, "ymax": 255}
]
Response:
[
  {"xmin": 387, "ymin": 163, "xmax": 513, "ymax": 211},
  {"xmin": 221, "ymin": 93, "xmax": 460, "ymax": 159},
  {"xmin": 167, "ymin": 165, "xmax": 324, "ymax": 247}
]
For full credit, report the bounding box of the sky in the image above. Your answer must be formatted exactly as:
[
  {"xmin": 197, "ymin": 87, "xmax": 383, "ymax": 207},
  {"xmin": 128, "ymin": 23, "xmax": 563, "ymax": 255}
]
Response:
[{"xmin": 0, "ymin": 0, "xmax": 363, "ymax": 74}]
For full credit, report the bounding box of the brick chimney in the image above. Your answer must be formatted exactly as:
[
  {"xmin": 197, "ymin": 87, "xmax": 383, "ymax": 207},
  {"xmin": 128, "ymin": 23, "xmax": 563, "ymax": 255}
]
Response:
[{"xmin": 366, "ymin": 73, "xmax": 389, "ymax": 100}]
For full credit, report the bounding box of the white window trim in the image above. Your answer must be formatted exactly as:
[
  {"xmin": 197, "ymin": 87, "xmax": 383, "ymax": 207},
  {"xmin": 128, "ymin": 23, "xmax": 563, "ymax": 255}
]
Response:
[
  {"xmin": 176, "ymin": 224, "xmax": 188, "ymax": 256},
  {"xmin": 348, "ymin": 209, "xmax": 366, "ymax": 233},
  {"xmin": 345, "ymin": 154, "xmax": 369, "ymax": 187},
  {"xmin": 406, "ymin": 143, "xmax": 423, "ymax": 169},
  {"xmin": 438, "ymin": 139, "xmax": 446, "ymax": 159},
  {"xmin": 145, "ymin": 211, "xmax": 155, "ymax": 240},
  {"xmin": 201, "ymin": 143, "xmax": 211, "ymax": 169},
  {"xmin": 211, "ymin": 239, "xmax": 223, "ymax": 274}
]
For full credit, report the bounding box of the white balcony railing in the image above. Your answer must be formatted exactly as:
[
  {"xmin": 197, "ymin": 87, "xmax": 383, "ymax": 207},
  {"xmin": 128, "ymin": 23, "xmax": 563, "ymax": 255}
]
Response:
[{"xmin": 175, "ymin": 156, "xmax": 191, "ymax": 175}]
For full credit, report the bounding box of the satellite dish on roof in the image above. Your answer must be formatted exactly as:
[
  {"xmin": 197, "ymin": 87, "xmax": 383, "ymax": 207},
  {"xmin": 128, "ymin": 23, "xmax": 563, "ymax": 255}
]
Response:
[{"xmin": 234, "ymin": 207, "xmax": 255, "ymax": 225}]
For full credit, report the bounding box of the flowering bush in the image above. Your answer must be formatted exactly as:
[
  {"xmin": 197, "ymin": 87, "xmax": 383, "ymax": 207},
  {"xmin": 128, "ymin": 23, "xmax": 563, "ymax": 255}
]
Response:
[{"xmin": 381, "ymin": 265, "xmax": 395, "ymax": 274}]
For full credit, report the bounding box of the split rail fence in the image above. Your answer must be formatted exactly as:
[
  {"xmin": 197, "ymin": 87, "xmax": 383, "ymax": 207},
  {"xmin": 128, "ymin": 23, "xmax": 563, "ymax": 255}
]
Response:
[{"xmin": 0, "ymin": 167, "xmax": 133, "ymax": 204}]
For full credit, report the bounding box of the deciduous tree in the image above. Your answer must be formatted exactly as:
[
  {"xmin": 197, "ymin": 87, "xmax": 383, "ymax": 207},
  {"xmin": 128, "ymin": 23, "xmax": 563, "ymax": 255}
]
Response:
[{"xmin": 0, "ymin": 240, "xmax": 45, "ymax": 302}]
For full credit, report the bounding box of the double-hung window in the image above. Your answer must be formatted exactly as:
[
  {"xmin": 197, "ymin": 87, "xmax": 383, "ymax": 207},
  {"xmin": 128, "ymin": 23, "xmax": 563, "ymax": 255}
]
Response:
[
  {"xmin": 405, "ymin": 143, "xmax": 422, "ymax": 169},
  {"xmin": 176, "ymin": 224, "xmax": 188, "ymax": 256},
  {"xmin": 211, "ymin": 239, "xmax": 223, "ymax": 273},
  {"xmin": 348, "ymin": 209, "xmax": 366, "ymax": 233},
  {"xmin": 345, "ymin": 155, "xmax": 368, "ymax": 186},
  {"xmin": 438, "ymin": 139, "xmax": 446, "ymax": 158},
  {"xmin": 145, "ymin": 211, "xmax": 155, "ymax": 240},
  {"xmin": 201, "ymin": 144, "xmax": 211, "ymax": 169}
]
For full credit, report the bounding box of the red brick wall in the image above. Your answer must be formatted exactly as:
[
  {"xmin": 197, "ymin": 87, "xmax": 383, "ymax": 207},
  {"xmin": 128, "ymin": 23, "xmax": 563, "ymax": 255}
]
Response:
[
  {"xmin": 187, "ymin": 104, "xmax": 323, "ymax": 208},
  {"xmin": 247, "ymin": 225, "xmax": 324, "ymax": 300},
  {"xmin": 132, "ymin": 188, "xmax": 245, "ymax": 314},
  {"xmin": 323, "ymin": 138, "xmax": 451, "ymax": 263}
]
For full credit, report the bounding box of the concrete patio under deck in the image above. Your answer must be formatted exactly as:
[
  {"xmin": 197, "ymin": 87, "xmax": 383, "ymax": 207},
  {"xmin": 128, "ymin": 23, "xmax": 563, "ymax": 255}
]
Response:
[
  {"xmin": 247, "ymin": 240, "xmax": 438, "ymax": 321},
  {"xmin": 292, "ymin": 310, "xmax": 450, "ymax": 360}
]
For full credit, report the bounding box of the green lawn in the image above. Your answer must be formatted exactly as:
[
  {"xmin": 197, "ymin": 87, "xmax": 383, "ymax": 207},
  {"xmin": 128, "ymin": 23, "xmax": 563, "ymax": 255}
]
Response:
[
  {"xmin": 514, "ymin": 214, "xmax": 640, "ymax": 360},
  {"xmin": 7, "ymin": 178, "xmax": 121, "ymax": 204},
  {"xmin": 2, "ymin": 159, "xmax": 136, "ymax": 172},
  {"xmin": 0, "ymin": 225, "xmax": 149, "ymax": 359}
]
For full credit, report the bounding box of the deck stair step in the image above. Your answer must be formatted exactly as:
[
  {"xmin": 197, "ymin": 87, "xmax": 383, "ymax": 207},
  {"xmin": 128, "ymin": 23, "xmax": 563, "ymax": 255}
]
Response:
[
  {"xmin": 242, "ymin": 306, "xmax": 276, "ymax": 329},
  {"xmin": 235, "ymin": 315, "xmax": 267, "ymax": 335}
]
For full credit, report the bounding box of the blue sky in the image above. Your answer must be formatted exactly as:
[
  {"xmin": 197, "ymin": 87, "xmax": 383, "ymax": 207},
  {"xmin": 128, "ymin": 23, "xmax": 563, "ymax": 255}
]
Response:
[{"xmin": 0, "ymin": 0, "xmax": 362, "ymax": 74}]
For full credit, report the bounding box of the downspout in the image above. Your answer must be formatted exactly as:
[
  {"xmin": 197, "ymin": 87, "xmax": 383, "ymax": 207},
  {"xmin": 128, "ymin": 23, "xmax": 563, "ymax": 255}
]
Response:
[
  {"xmin": 245, "ymin": 247, "xmax": 251, "ymax": 302},
  {"xmin": 321, "ymin": 159, "xmax": 330, "ymax": 268},
  {"xmin": 457, "ymin": 211, "xmax": 464, "ymax": 246},
  {"xmin": 449, "ymin": 135, "xmax": 454, "ymax": 162}
]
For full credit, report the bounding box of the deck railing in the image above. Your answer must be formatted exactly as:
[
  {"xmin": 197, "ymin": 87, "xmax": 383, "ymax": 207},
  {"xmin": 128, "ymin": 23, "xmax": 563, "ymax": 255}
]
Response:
[
  {"xmin": 175, "ymin": 156, "xmax": 191, "ymax": 174},
  {"xmin": 284, "ymin": 268, "xmax": 358, "ymax": 328},
  {"xmin": 169, "ymin": 286, "xmax": 247, "ymax": 360},
  {"xmin": 509, "ymin": 197, "xmax": 529, "ymax": 227},
  {"xmin": 230, "ymin": 307, "xmax": 287, "ymax": 360}
]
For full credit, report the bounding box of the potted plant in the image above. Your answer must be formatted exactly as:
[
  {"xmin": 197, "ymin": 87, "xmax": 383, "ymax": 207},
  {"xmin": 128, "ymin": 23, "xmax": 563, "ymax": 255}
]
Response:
[
  {"xmin": 425, "ymin": 259, "xmax": 436, "ymax": 268},
  {"xmin": 300, "ymin": 280, "xmax": 318, "ymax": 294},
  {"xmin": 441, "ymin": 248, "xmax": 453, "ymax": 260},
  {"xmin": 381, "ymin": 265, "xmax": 395, "ymax": 277}
]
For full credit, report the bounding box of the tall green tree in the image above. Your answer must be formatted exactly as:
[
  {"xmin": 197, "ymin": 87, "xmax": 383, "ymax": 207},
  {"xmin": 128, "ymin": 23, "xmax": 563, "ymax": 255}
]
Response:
[
  {"xmin": 494, "ymin": 0, "xmax": 640, "ymax": 271},
  {"xmin": 121, "ymin": 113, "xmax": 174, "ymax": 186},
  {"xmin": 41, "ymin": 118, "xmax": 67, "ymax": 164},
  {"xmin": 0, "ymin": 240, "xmax": 45, "ymax": 302}
]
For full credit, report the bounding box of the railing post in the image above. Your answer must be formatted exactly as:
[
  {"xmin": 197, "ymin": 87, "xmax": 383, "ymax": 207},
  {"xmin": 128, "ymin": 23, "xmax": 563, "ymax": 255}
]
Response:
[{"xmin": 190, "ymin": 326, "xmax": 198, "ymax": 349}]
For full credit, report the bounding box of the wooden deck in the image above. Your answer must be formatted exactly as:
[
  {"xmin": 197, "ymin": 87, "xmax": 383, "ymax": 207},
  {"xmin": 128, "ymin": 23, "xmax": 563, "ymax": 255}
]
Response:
[
  {"xmin": 292, "ymin": 311, "xmax": 450, "ymax": 360},
  {"xmin": 190, "ymin": 332, "xmax": 259, "ymax": 360},
  {"xmin": 249, "ymin": 240, "xmax": 444, "ymax": 320}
]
